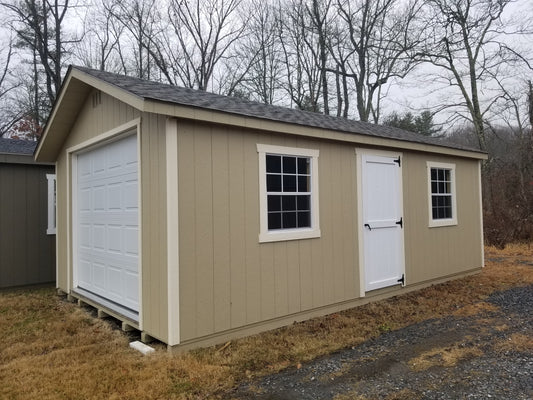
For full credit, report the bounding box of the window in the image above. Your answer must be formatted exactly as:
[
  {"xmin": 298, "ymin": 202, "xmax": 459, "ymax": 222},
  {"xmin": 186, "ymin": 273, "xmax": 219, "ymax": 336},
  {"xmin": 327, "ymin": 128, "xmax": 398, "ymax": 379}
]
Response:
[
  {"xmin": 46, "ymin": 174, "xmax": 57, "ymax": 235},
  {"xmin": 427, "ymin": 162, "xmax": 457, "ymax": 227},
  {"xmin": 257, "ymin": 144, "xmax": 320, "ymax": 242}
]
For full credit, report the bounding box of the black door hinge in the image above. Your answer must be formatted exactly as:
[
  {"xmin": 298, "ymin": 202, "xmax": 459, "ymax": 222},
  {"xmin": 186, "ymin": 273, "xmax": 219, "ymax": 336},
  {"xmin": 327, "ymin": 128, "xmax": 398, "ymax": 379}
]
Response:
[
  {"xmin": 398, "ymin": 274, "xmax": 405, "ymax": 285},
  {"xmin": 393, "ymin": 156, "xmax": 401, "ymax": 167},
  {"xmin": 396, "ymin": 217, "xmax": 403, "ymax": 228}
]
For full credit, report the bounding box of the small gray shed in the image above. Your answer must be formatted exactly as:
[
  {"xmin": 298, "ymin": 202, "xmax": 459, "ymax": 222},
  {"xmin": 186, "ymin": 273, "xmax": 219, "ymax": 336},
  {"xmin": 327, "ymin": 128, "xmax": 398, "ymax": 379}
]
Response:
[{"xmin": 0, "ymin": 138, "xmax": 56, "ymax": 289}]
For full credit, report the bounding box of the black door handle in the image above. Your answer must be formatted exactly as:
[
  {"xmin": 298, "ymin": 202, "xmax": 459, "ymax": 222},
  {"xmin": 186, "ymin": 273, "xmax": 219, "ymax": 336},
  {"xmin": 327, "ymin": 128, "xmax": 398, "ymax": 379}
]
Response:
[{"xmin": 364, "ymin": 224, "xmax": 372, "ymax": 231}]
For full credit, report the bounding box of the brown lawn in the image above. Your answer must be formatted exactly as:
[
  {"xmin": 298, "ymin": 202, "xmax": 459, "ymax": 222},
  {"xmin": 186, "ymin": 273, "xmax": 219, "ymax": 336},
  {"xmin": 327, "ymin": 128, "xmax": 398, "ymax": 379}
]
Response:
[{"xmin": 0, "ymin": 244, "xmax": 531, "ymax": 400}]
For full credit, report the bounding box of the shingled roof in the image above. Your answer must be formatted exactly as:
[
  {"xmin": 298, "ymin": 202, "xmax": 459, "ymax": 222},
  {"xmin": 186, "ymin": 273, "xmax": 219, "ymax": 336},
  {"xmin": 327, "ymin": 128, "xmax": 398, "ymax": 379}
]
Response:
[
  {"xmin": 74, "ymin": 66, "xmax": 483, "ymax": 154},
  {"xmin": 0, "ymin": 138, "xmax": 37, "ymax": 155}
]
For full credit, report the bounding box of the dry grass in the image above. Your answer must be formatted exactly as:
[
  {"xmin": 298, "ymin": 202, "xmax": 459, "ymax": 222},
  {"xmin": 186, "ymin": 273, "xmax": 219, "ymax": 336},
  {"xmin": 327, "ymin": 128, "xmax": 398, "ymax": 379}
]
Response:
[
  {"xmin": 1, "ymin": 244, "xmax": 532, "ymax": 399},
  {"xmin": 493, "ymin": 333, "xmax": 533, "ymax": 353},
  {"xmin": 407, "ymin": 345, "xmax": 484, "ymax": 372}
]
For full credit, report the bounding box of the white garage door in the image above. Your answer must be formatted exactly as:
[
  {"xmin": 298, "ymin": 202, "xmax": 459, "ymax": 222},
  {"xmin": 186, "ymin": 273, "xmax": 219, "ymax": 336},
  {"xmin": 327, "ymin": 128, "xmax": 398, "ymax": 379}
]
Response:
[{"xmin": 75, "ymin": 134, "xmax": 139, "ymax": 314}]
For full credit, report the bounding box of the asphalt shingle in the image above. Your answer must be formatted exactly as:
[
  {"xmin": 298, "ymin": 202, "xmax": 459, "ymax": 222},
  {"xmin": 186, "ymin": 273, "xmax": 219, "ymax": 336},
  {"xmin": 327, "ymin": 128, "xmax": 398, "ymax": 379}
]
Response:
[
  {"xmin": 74, "ymin": 66, "xmax": 482, "ymax": 153},
  {"xmin": 0, "ymin": 138, "xmax": 37, "ymax": 155}
]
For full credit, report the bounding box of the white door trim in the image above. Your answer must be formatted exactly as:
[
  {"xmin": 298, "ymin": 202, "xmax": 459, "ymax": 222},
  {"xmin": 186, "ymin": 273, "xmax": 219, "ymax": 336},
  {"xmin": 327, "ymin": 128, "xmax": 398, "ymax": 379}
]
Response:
[
  {"xmin": 66, "ymin": 118, "xmax": 142, "ymax": 326},
  {"xmin": 355, "ymin": 148, "xmax": 406, "ymax": 297}
]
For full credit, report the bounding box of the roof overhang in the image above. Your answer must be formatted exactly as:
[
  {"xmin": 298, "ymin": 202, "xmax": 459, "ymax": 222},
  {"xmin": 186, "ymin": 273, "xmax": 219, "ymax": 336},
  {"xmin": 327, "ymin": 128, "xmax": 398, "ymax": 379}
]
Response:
[
  {"xmin": 143, "ymin": 99, "xmax": 488, "ymax": 160},
  {"xmin": 35, "ymin": 67, "xmax": 145, "ymax": 163}
]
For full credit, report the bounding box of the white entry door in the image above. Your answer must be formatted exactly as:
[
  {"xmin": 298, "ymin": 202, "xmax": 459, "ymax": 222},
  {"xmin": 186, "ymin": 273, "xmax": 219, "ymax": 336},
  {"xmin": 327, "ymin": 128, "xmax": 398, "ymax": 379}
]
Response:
[
  {"xmin": 75, "ymin": 134, "xmax": 139, "ymax": 313},
  {"xmin": 361, "ymin": 153, "xmax": 404, "ymax": 292}
]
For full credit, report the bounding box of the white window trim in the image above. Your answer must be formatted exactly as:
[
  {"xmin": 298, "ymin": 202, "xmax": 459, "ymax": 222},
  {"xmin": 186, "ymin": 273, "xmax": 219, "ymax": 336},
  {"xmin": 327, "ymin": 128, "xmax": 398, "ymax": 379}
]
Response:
[
  {"xmin": 427, "ymin": 161, "xmax": 457, "ymax": 227},
  {"xmin": 46, "ymin": 173, "xmax": 56, "ymax": 235},
  {"xmin": 257, "ymin": 144, "xmax": 321, "ymax": 243}
]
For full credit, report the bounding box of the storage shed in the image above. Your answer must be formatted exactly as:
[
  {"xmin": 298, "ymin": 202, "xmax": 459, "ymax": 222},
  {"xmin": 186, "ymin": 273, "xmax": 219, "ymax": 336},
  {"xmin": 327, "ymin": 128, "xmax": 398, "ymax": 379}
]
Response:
[
  {"xmin": 35, "ymin": 66, "xmax": 486, "ymax": 350},
  {"xmin": 0, "ymin": 138, "xmax": 56, "ymax": 289}
]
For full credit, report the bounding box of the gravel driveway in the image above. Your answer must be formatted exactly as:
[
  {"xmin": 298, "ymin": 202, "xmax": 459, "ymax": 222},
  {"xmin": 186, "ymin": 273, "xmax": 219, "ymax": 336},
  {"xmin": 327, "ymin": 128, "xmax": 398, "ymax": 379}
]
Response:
[{"xmin": 228, "ymin": 285, "xmax": 533, "ymax": 400}]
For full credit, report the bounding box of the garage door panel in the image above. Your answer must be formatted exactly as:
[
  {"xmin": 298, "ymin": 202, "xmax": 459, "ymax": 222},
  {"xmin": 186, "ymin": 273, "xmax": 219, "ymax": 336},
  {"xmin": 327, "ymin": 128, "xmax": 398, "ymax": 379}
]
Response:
[
  {"xmin": 124, "ymin": 227, "xmax": 138, "ymax": 256},
  {"xmin": 93, "ymin": 224, "xmax": 105, "ymax": 249},
  {"xmin": 75, "ymin": 134, "xmax": 139, "ymax": 314},
  {"xmin": 93, "ymin": 262, "xmax": 106, "ymax": 290}
]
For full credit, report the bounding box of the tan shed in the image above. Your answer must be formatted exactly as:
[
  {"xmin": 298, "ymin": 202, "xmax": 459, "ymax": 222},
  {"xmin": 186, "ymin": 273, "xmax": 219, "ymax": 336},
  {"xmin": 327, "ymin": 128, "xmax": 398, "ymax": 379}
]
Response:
[{"xmin": 35, "ymin": 66, "xmax": 486, "ymax": 350}]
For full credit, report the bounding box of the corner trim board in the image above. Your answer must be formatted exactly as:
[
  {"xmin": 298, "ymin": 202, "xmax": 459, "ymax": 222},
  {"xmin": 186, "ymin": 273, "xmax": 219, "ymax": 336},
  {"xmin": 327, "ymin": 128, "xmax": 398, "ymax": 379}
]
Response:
[{"xmin": 166, "ymin": 118, "xmax": 180, "ymax": 346}]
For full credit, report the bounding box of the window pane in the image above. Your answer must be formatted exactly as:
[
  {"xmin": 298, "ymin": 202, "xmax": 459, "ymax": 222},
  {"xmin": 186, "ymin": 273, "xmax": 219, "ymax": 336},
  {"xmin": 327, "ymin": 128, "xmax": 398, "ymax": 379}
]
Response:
[
  {"xmin": 283, "ymin": 156, "xmax": 296, "ymax": 173},
  {"xmin": 283, "ymin": 175, "xmax": 297, "ymax": 192},
  {"xmin": 267, "ymin": 195, "xmax": 281, "ymax": 212},
  {"xmin": 431, "ymin": 168, "xmax": 437, "ymax": 180},
  {"xmin": 298, "ymin": 157, "xmax": 310, "ymax": 174},
  {"xmin": 267, "ymin": 174, "xmax": 282, "ymax": 192},
  {"xmin": 438, "ymin": 169, "xmax": 444, "ymax": 181},
  {"xmin": 297, "ymin": 211, "xmax": 310, "ymax": 227},
  {"xmin": 298, "ymin": 175, "xmax": 309, "ymax": 192},
  {"xmin": 282, "ymin": 195, "xmax": 296, "ymax": 211},
  {"xmin": 297, "ymin": 195, "xmax": 310, "ymax": 211},
  {"xmin": 266, "ymin": 155, "xmax": 281, "ymax": 173},
  {"xmin": 443, "ymin": 169, "xmax": 450, "ymax": 181},
  {"xmin": 283, "ymin": 211, "xmax": 297, "ymax": 228},
  {"xmin": 432, "ymin": 195, "xmax": 452, "ymax": 220},
  {"xmin": 438, "ymin": 182, "xmax": 445, "ymax": 194},
  {"xmin": 268, "ymin": 213, "xmax": 282, "ymax": 230}
]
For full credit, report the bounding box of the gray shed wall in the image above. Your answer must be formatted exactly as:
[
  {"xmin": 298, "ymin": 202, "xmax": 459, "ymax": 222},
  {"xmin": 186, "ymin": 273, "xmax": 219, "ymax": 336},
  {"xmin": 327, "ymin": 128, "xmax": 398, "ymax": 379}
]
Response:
[{"xmin": 0, "ymin": 162, "xmax": 56, "ymax": 288}]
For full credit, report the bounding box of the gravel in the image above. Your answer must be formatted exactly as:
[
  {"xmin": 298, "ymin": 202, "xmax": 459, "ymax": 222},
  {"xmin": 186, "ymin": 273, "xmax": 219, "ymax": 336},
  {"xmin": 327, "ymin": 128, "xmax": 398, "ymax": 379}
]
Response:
[{"xmin": 228, "ymin": 285, "xmax": 533, "ymax": 400}]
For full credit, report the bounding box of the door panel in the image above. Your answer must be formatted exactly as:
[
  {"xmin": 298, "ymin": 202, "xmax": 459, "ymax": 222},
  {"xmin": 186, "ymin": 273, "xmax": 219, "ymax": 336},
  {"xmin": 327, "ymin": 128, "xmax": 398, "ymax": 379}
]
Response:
[{"xmin": 361, "ymin": 154, "xmax": 404, "ymax": 292}]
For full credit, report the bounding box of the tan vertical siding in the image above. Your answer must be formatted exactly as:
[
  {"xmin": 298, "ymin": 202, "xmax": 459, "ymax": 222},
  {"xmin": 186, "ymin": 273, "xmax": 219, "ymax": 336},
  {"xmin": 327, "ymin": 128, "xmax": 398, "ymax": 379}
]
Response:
[
  {"xmin": 403, "ymin": 152, "xmax": 483, "ymax": 285},
  {"xmin": 0, "ymin": 163, "xmax": 55, "ymax": 288},
  {"xmin": 212, "ymin": 127, "xmax": 231, "ymax": 333},
  {"xmin": 177, "ymin": 121, "xmax": 360, "ymax": 342},
  {"xmin": 140, "ymin": 112, "xmax": 168, "ymax": 341}
]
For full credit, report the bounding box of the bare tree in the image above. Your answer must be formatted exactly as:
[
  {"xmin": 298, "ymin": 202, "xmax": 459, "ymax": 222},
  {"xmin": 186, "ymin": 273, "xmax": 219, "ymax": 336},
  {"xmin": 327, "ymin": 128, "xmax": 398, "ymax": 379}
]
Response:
[
  {"xmin": 335, "ymin": 0, "xmax": 422, "ymax": 123},
  {"xmin": 224, "ymin": 0, "xmax": 283, "ymax": 102},
  {"xmin": 146, "ymin": 0, "xmax": 246, "ymax": 91},
  {"xmin": 0, "ymin": 37, "xmax": 23, "ymax": 137},
  {"xmin": 416, "ymin": 0, "xmax": 528, "ymax": 151},
  {"xmin": 304, "ymin": 0, "xmax": 334, "ymax": 114},
  {"xmin": 277, "ymin": 0, "xmax": 323, "ymax": 111},
  {"xmin": 105, "ymin": 0, "xmax": 160, "ymax": 79},
  {"xmin": 2, "ymin": 0, "xmax": 72, "ymax": 108},
  {"xmin": 74, "ymin": 0, "xmax": 125, "ymax": 72}
]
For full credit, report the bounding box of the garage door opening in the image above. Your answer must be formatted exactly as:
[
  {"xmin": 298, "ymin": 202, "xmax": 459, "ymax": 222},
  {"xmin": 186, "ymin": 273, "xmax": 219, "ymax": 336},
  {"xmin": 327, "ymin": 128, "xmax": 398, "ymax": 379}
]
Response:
[{"xmin": 73, "ymin": 133, "xmax": 139, "ymax": 321}]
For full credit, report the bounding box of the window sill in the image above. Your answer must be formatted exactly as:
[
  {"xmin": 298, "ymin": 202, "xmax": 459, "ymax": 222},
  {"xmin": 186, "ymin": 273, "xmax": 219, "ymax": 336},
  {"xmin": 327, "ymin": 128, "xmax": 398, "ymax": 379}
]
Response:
[
  {"xmin": 259, "ymin": 228, "xmax": 321, "ymax": 243},
  {"xmin": 428, "ymin": 219, "xmax": 457, "ymax": 228},
  {"xmin": 47, "ymin": 228, "xmax": 57, "ymax": 235}
]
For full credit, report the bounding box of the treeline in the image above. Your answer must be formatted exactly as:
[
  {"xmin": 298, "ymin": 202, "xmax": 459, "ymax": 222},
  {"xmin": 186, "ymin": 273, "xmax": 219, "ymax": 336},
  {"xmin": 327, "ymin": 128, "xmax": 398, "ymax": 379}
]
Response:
[{"xmin": 0, "ymin": 0, "xmax": 532, "ymax": 246}]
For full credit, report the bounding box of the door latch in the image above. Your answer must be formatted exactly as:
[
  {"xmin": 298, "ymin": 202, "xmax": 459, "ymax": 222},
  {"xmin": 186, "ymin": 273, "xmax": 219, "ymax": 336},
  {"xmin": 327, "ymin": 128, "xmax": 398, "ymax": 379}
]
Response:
[{"xmin": 396, "ymin": 217, "xmax": 403, "ymax": 228}]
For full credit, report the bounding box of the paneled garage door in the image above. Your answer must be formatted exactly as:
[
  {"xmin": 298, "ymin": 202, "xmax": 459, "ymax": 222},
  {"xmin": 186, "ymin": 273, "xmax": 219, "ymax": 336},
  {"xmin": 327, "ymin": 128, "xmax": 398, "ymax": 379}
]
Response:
[{"xmin": 75, "ymin": 134, "xmax": 139, "ymax": 315}]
